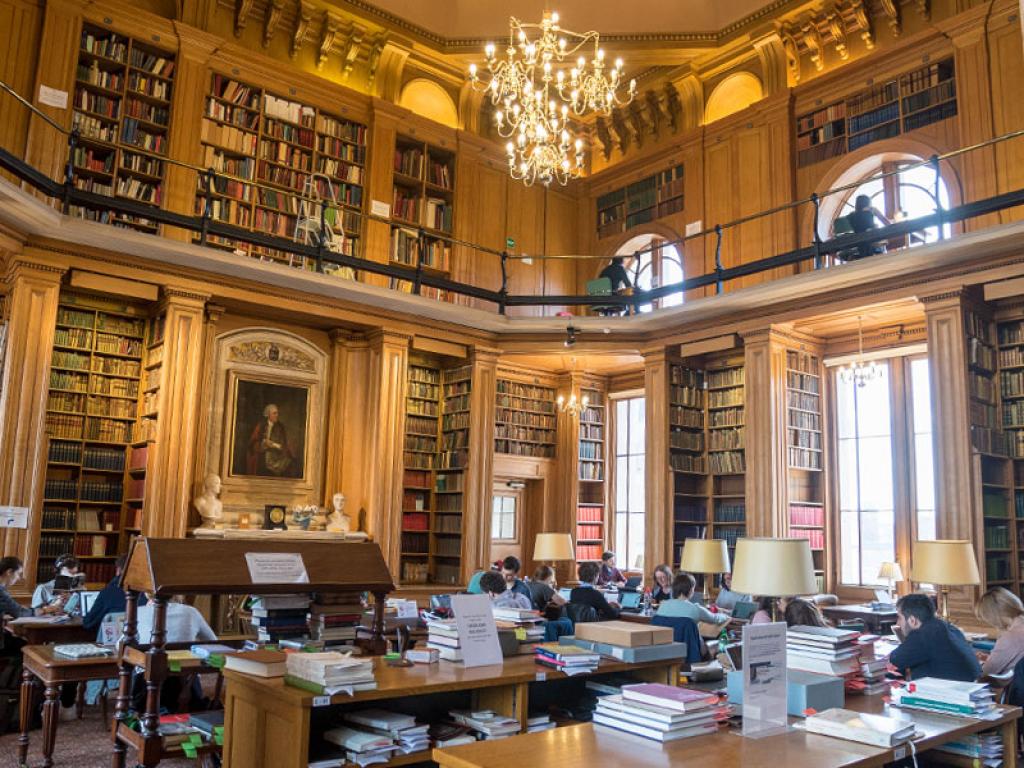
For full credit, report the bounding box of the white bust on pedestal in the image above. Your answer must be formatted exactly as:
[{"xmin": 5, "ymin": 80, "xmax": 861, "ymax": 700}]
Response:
[
  {"xmin": 194, "ymin": 474, "xmax": 224, "ymax": 529},
  {"xmin": 326, "ymin": 492, "xmax": 351, "ymax": 533}
]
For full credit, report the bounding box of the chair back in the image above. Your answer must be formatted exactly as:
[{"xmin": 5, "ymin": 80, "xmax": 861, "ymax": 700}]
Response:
[
  {"xmin": 1006, "ymin": 656, "xmax": 1024, "ymax": 707},
  {"xmin": 565, "ymin": 602, "xmax": 599, "ymax": 625},
  {"xmin": 586, "ymin": 277, "xmax": 613, "ymax": 296},
  {"xmin": 833, "ymin": 214, "xmax": 854, "ymax": 235},
  {"xmin": 650, "ymin": 615, "xmax": 704, "ymax": 663}
]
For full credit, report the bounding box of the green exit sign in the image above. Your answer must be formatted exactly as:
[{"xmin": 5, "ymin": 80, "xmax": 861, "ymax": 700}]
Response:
[{"xmin": 506, "ymin": 236, "xmax": 515, "ymax": 249}]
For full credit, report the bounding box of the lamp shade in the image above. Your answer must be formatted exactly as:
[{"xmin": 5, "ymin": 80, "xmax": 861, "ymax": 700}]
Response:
[
  {"xmin": 533, "ymin": 533, "xmax": 575, "ymax": 562},
  {"xmin": 911, "ymin": 540, "xmax": 980, "ymax": 586},
  {"xmin": 680, "ymin": 539, "xmax": 730, "ymax": 575},
  {"xmin": 876, "ymin": 561, "xmax": 904, "ymax": 582},
  {"xmin": 731, "ymin": 538, "xmax": 817, "ymax": 597}
]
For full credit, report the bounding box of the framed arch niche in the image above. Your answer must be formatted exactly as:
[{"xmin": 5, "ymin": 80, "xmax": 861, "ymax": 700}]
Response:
[{"xmin": 206, "ymin": 328, "xmax": 327, "ymax": 521}]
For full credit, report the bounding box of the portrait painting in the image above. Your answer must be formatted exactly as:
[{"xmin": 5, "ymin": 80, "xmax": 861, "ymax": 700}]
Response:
[{"xmin": 229, "ymin": 378, "xmax": 309, "ymax": 479}]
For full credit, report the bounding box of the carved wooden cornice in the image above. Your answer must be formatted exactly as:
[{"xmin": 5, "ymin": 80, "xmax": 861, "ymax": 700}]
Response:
[
  {"xmin": 263, "ymin": 0, "xmax": 284, "ymax": 47},
  {"xmin": 593, "ymin": 82, "xmax": 684, "ymax": 160},
  {"xmin": 291, "ymin": 0, "xmax": 312, "ymax": 57},
  {"xmin": 319, "ymin": 11, "xmax": 342, "ymax": 69}
]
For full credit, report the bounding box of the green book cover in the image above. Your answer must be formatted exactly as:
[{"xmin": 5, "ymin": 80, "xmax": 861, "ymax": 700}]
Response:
[
  {"xmin": 899, "ymin": 696, "xmax": 980, "ymax": 715},
  {"xmin": 283, "ymin": 674, "xmax": 327, "ymax": 695}
]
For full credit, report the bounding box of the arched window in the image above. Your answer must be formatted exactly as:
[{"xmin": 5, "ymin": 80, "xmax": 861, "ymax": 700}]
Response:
[{"xmin": 615, "ymin": 233, "xmax": 684, "ymax": 313}]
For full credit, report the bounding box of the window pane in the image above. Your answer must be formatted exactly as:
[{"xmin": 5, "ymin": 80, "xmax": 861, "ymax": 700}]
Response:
[
  {"xmin": 616, "ymin": 457, "xmax": 628, "ymax": 510},
  {"xmin": 855, "ymin": 364, "xmax": 891, "ymax": 438},
  {"xmin": 628, "ymin": 513, "xmax": 645, "ymax": 571},
  {"xmin": 859, "ymin": 508, "xmax": 895, "ymax": 585},
  {"xmin": 857, "ymin": 436, "xmax": 894, "ymax": 511},
  {"xmin": 616, "ymin": 400, "xmax": 629, "ymax": 455},
  {"xmin": 840, "ymin": 510, "xmax": 861, "ymax": 585},
  {"xmin": 835, "ymin": 376, "xmax": 857, "ymax": 439},
  {"xmin": 629, "ymin": 398, "xmax": 645, "ymax": 454},
  {"xmin": 837, "ymin": 439, "xmax": 860, "ymax": 511},
  {"xmin": 915, "ymin": 433, "xmax": 935, "ymax": 512},
  {"xmin": 615, "ymin": 511, "xmax": 628, "ymax": 557},
  {"xmin": 911, "ymin": 359, "xmax": 932, "ymax": 432},
  {"xmin": 629, "ymin": 456, "xmax": 645, "ymax": 513}
]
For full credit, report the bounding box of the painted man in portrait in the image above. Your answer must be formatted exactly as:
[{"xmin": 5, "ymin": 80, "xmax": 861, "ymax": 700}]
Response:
[{"xmin": 246, "ymin": 403, "xmax": 295, "ymax": 476}]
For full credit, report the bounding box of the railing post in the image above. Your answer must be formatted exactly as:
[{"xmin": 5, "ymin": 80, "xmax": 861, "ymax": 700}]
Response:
[
  {"xmin": 199, "ymin": 168, "xmax": 215, "ymax": 246},
  {"xmin": 714, "ymin": 224, "xmax": 724, "ymax": 295},
  {"xmin": 499, "ymin": 250, "xmax": 508, "ymax": 315},
  {"xmin": 811, "ymin": 192, "xmax": 824, "ymax": 269},
  {"xmin": 413, "ymin": 228, "xmax": 425, "ymax": 295},
  {"xmin": 931, "ymin": 154, "xmax": 945, "ymax": 240},
  {"xmin": 62, "ymin": 127, "xmax": 79, "ymax": 215},
  {"xmin": 316, "ymin": 199, "xmax": 327, "ymax": 273}
]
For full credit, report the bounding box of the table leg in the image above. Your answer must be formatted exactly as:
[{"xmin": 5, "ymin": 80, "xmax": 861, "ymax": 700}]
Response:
[
  {"xmin": 18, "ymin": 667, "xmax": 35, "ymax": 767},
  {"xmin": 41, "ymin": 684, "xmax": 60, "ymax": 768},
  {"xmin": 76, "ymin": 680, "xmax": 86, "ymax": 719},
  {"xmin": 1001, "ymin": 718, "xmax": 1018, "ymax": 768}
]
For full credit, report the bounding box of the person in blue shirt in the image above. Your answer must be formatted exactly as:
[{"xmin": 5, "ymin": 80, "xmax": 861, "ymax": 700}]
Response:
[
  {"xmin": 656, "ymin": 573, "xmax": 729, "ymax": 626},
  {"xmin": 83, "ymin": 554, "xmax": 141, "ymax": 632},
  {"xmin": 499, "ymin": 556, "xmax": 532, "ymax": 602},
  {"xmin": 480, "ymin": 571, "xmax": 532, "ymax": 610},
  {"xmin": 889, "ymin": 593, "xmax": 981, "ymax": 682}
]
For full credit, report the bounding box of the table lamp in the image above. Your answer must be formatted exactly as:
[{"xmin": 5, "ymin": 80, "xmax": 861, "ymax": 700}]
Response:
[
  {"xmin": 910, "ymin": 539, "xmax": 980, "ymax": 622},
  {"xmin": 876, "ymin": 561, "xmax": 904, "ymax": 603},
  {"xmin": 731, "ymin": 538, "xmax": 817, "ymax": 620},
  {"xmin": 533, "ymin": 533, "xmax": 575, "ymax": 565},
  {"xmin": 679, "ymin": 539, "xmax": 730, "ymax": 603}
]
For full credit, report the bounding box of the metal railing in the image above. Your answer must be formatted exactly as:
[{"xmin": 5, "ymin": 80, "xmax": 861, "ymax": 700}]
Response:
[{"xmin": 2, "ymin": 78, "xmax": 1024, "ymax": 315}]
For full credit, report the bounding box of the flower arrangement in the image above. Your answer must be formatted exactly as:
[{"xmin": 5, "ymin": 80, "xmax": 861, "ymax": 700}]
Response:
[{"xmin": 291, "ymin": 504, "xmax": 320, "ymax": 530}]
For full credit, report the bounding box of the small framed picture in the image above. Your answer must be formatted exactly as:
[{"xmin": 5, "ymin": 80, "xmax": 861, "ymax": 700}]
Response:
[{"xmin": 263, "ymin": 504, "xmax": 288, "ymax": 530}]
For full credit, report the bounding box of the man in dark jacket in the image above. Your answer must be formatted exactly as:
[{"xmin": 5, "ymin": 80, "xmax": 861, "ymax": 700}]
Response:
[{"xmin": 889, "ymin": 593, "xmax": 980, "ymax": 682}]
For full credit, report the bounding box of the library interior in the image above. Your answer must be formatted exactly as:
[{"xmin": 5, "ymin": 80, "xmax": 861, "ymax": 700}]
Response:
[{"xmin": 2, "ymin": 0, "xmax": 1024, "ymax": 765}]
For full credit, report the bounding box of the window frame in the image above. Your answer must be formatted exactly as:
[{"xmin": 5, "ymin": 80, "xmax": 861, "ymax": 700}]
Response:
[
  {"xmin": 490, "ymin": 491, "xmax": 520, "ymax": 544},
  {"xmin": 609, "ymin": 391, "xmax": 646, "ymax": 572},
  {"xmin": 615, "ymin": 235, "xmax": 685, "ymax": 312}
]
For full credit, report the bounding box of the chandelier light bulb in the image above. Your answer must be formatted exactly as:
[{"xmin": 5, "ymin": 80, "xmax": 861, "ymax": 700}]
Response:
[{"xmin": 551, "ymin": 11, "xmax": 559, "ymax": 23}]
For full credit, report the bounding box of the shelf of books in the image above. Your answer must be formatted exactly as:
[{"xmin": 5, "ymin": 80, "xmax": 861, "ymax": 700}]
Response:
[
  {"xmin": 796, "ymin": 58, "xmax": 957, "ymax": 168},
  {"xmin": 595, "ymin": 164, "xmax": 684, "ymax": 240},
  {"xmin": 389, "ymin": 136, "xmax": 455, "ymax": 302},
  {"xmin": 785, "ymin": 349, "xmax": 827, "ymax": 592},
  {"xmin": 494, "ymin": 379, "xmax": 556, "ymax": 458},
  {"xmin": 576, "ymin": 386, "xmax": 607, "ymax": 566},
  {"xmin": 42, "ymin": 294, "xmax": 149, "ymax": 586},
  {"xmin": 436, "ymin": 365, "xmax": 472, "ymax": 585},
  {"xmin": 400, "ymin": 359, "xmax": 441, "ymax": 585},
  {"xmin": 125, "ymin": 311, "xmax": 164, "ymax": 536},
  {"xmin": 195, "ymin": 73, "xmax": 367, "ymax": 266},
  {"xmin": 71, "ymin": 23, "xmax": 176, "ymax": 233},
  {"xmin": 996, "ymin": 316, "xmax": 1024, "ymax": 596}
]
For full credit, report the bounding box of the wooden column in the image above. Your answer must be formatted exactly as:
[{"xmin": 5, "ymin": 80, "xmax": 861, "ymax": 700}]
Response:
[
  {"xmin": 742, "ymin": 329, "xmax": 789, "ymax": 537},
  {"xmin": 463, "ymin": 346, "xmax": 499, "ymax": 579},
  {"xmin": 143, "ymin": 289, "xmax": 208, "ymax": 539},
  {"xmin": 0, "ymin": 255, "xmax": 65, "ymax": 592},
  {"xmin": 363, "ymin": 102, "xmax": 401, "ymax": 282},
  {"xmin": 321, "ymin": 329, "xmax": 350, "ymax": 504},
  {"xmin": 554, "ymin": 371, "xmax": 580, "ymax": 585},
  {"xmin": 643, "ymin": 346, "xmax": 671, "ymax": 574},
  {"xmin": 188, "ymin": 302, "xmax": 224, "ymax": 503}
]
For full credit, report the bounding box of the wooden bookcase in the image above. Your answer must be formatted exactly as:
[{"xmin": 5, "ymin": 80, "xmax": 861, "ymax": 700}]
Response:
[
  {"xmin": 389, "ymin": 135, "xmax": 455, "ymax": 302},
  {"xmin": 796, "ymin": 58, "xmax": 957, "ymax": 168},
  {"xmin": 195, "ymin": 73, "xmax": 367, "ymax": 265},
  {"xmin": 595, "ymin": 164, "xmax": 683, "ymax": 240},
  {"xmin": 123, "ymin": 312, "xmax": 164, "ymax": 537},
  {"xmin": 399, "ymin": 359, "xmax": 441, "ymax": 584},
  {"xmin": 576, "ymin": 386, "xmax": 607, "ymax": 566},
  {"xmin": 42, "ymin": 294, "xmax": 148, "ymax": 586},
  {"xmin": 70, "ymin": 23, "xmax": 176, "ymax": 234},
  {"xmin": 494, "ymin": 379, "xmax": 557, "ymax": 459},
  {"xmin": 436, "ymin": 365, "xmax": 472, "ymax": 585}
]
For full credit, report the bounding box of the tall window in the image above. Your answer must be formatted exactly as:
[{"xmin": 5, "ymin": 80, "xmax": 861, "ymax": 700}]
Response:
[
  {"xmin": 614, "ymin": 396, "xmax": 646, "ymax": 570},
  {"xmin": 491, "ymin": 494, "xmax": 517, "ymax": 542},
  {"xmin": 910, "ymin": 358, "xmax": 936, "ymax": 541},
  {"xmin": 615, "ymin": 234, "xmax": 684, "ymax": 313}
]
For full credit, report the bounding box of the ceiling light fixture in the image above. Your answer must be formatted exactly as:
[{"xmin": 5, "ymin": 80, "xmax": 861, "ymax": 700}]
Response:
[
  {"xmin": 468, "ymin": 10, "xmax": 635, "ymax": 187},
  {"xmin": 838, "ymin": 315, "xmax": 882, "ymax": 388}
]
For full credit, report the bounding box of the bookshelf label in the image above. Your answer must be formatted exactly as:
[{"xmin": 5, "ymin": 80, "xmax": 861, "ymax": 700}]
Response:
[
  {"xmin": 39, "ymin": 85, "xmax": 68, "ymax": 109},
  {"xmin": 371, "ymin": 199, "xmax": 391, "ymax": 217}
]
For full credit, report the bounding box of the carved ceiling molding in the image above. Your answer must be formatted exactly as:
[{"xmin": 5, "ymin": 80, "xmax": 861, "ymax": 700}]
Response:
[
  {"xmin": 263, "ymin": 0, "xmax": 285, "ymax": 47},
  {"xmin": 775, "ymin": 0, "xmax": 884, "ymax": 82},
  {"xmin": 593, "ymin": 82, "xmax": 684, "ymax": 160}
]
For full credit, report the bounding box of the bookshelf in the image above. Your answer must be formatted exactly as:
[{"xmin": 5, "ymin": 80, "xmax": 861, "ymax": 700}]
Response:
[
  {"xmin": 42, "ymin": 294, "xmax": 149, "ymax": 586},
  {"xmin": 996, "ymin": 316, "xmax": 1024, "ymax": 597},
  {"xmin": 195, "ymin": 73, "xmax": 367, "ymax": 266},
  {"xmin": 436, "ymin": 365, "xmax": 472, "ymax": 585},
  {"xmin": 494, "ymin": 379, "xmax": 557, "ymax": 458},
  {"xmin": 595, "ymin": 164, "xmax": 684, "ymax": 240},
  {"xmin": 796, "ymin": 58, "xmax": 957, "ymax": 168},
  {"xmin": 400, "ymin": 360, "xmax": 441, "ymax": 585},
  {"xmin": 70, "ymin": 23, "xmax": 176, "ymax": 234},
  {"xmin": 124, "ymin": 311, "xmax": 164, "ymax": 536},
  {"xmin": 389, "ymin": 135, "xmax": 455, "ymax": 302},
  {"xmin": 786, "ymin": 349, "xmax": 826, "ymax": 592},
  {"xmin": 576, "ymin": 387, "xmax": 607, "ymax": 566}
]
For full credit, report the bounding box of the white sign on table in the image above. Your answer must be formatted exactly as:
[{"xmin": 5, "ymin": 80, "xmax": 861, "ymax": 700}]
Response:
[
  {"xmin": 244, "ymin": 552, "xmax": 310, "ymax": 584},
  {"xmin": 451, "ymin": 594, "xmax": 503, "ymax": 668},
  {"xmin": 742, "ymin": 621, "xmax": 789, "ymax": 737}
]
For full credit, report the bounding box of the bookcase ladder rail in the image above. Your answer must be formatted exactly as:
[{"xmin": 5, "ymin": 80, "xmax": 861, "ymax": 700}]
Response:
[{"xmin": 62, "ymin": 128, "xmax": 79, "ymax": 215}]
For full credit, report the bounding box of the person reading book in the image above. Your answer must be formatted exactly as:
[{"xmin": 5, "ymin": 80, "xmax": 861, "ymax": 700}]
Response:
[
  {"xmin": 596, "ymin": 551, "xmax": 627, "ymax": 588},
  {"xmin": 0, "ymin": 557, "xmax": 33, "ymax": 623},
  {"xmin": 570, "ymin": 562, "xmax": 621, "ymax": 620},
  {"xmin": 975, "ymin": 587, "xmax": 1024, "ymax": 676},
  {"xmin": 656, "ymin": 573, "xmax": 729, "ymax": 626},
  {"xmin": 889, "ymin": 593, "xmax": 980, "ymax": 682},
  {"xmin": 479, "ymin": 571, "xmax": 532, "ymax": 610},
  {"xmin": 31, "ymin": 553, "xmax": 82, "ymax": 615},
  {"xmin": 500, "ymin": 556, "xmax": 532, "ymax": 602},
  {"xmin": 784, "ymin": 598, "xmax": 830, "ymax": 628}
]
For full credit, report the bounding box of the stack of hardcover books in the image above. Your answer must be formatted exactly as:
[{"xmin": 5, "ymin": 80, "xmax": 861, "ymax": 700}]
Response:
[
  {"xmin": 786, "ymin": 625, "xmax": 861, "ymax": 678},
  {"xmin": 285, "ymin": 651, "xmax": 376, "ymax": 695},
  {"xmin": 248, "ymin": 593, "xmax": 310, "ymax": 644},
  {"xmin": 308, "ymin": 591, "xmax": 364, "ymax": 652},
  {"xmin": 891, "ymin": 678, "xmax": 996, "ymax": 717},
  {"xmin": 448, "ymin": 709, "xmax": 521, "ymax": 740},
  {"xmin": 934, "ymin": 730, "xmax": 1003, "ymax": 763},
  {"xmin": 534, "ymin": 642, "xmax": 599, "ymax": 675},
  {"xmin": 593, "ymin": 683, "xmax": 727, "ymax": 742},
  {"xmin": 425, "ymin": 618, "xmax": 462, "ymax": 662}
]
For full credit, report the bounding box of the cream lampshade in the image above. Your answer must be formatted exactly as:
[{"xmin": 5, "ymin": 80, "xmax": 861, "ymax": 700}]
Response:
[
  {"xmin": 731, "ymin": 538, "xmax": 817, "ymax": 619},
  {"xmin": 876, "ymin": 561, "xmax": 904, "ymax": 603},
  {"xmin": 680, "ymin": 539, "xmax": 730, "ymax": 601},
  {"xmin": 533, "ymin": 533, "xmax": 575, "ymax": 563},
  {"xmin": 910, "ymin": 540, "xmax": 980, "ymax": 622}
]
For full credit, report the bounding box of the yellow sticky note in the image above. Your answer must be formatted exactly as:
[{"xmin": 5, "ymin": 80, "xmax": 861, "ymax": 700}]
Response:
[{"xmin": 514, "ymin": 628, "xmax": 527, "ymax": 641}]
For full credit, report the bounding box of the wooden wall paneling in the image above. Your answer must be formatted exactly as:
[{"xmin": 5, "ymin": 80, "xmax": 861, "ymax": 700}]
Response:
[
  {"xmin": 504, "ymin": 182, "xmax": 545, "ymax": 317},
  {"xmin": 320, "ymin": 329, "xmax": 348, "ymax": 502},
  {"xmin": 464, "ymin": 158, "xmax": 508, "ymax": 310},
  {"xmin": 338, "ymin": 336, "xmax": 375, "ymax": 532},
  {"xmin": 364, "ymin": 103, "xmax": 400, "ymax": 284},
  {"xmin": 188, "ymin": 302, "xmax": 225, "ymax": 518},
  {"xmin": 543, "ymin": 187, "xmax": 579, "ymax": 316},
  {"xmin": 0, "ymin": 256, "xmax": 65, "ymax": 593},
  {"xmin": 462, "ymin": 346, "xmax": 499, "ymax": 580},
  {"xmin": 643, "ymin": 346, "xmax": 671, "ymax": 573},
  {"xmin": 988, "ymin": 8, "xmax": 1024, "ymax": 224},
  {"xmin": 0, "ymin": 0, "xmax": 43, "ymax": 183},
  {"xmin": 143, "ymin": 289, "xmax": 208, "ymax": 538}
]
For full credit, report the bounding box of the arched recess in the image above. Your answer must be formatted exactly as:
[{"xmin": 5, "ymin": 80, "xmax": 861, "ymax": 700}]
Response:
[
  {"xmin": 599, "ymin": 227, "xmax": 687, "ymax": 312},
  {"xmin": 398, "ymin": 78, "xmax": 459, "ymax": 129},
  {"xmin": 704, "ymin": 72, "xmax": 763, "ymax": 125}
]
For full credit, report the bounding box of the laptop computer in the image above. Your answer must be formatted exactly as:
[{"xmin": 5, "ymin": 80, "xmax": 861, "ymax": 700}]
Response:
[
  {"xmin": 731, "ymin": 601, "xmax": 757, "ymax": 621},
  {"xmin": 622, "ymin": 576, "xmax": 642, "ymax": 591},
  {"xmin": 558, "ymin": 587, "xmax": 573, "ymax": 601},
  {"xmin": 619, "ymin": 592, "xmax": 643, "ymax": 612},
  {"xmin": 64, "ymin": 590, "xmax": 100, "ymax": 617}
]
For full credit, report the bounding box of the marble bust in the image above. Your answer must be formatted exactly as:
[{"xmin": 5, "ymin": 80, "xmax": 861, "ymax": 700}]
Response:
[
  {"xmin": 326, "ymin": 492, "xmax": 351, "ymax": 533},
  {"xmin": 193, "ymin": 474, "xmax": 224, "ymax": 529}
]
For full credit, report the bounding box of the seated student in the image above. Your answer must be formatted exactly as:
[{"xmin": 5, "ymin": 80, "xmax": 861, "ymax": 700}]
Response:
[
  {"xmin": 596, "ymin": 551, "xmax": 627, "ymax": 588},
  {"xmin": 598, "ymin": 257, "xmax": 632, "ymax": 292},
  {"xmin": 975, "ymin": 587, "xmax": 1024, "ymax": 676},
  {"xmin": 527, "ymin": 566, "xmax": 567, "ymax": 612},
  {"xmin": 657, "ymin": 573, "xmax": 729, "ymax": 627},
  {"xmin": 83, "ymin": 554, "xmax": 141, "ymax": 632},
  {"xmin": 0, "ymin": 557, "xmax": 34, "ymax": 623},
  {"xmin": 135, "ymin": 596, "xmax": 217, "ymax": 645},
  {"xmin": 570, "ymin": 562, "xmax": 621, "ymax": 620},
  {"xmin": 650, "ymin": 564, "xmax": 674, "ymax": 604},
  {"xmin": 847, "ymin": 194, "xmax": 891, "ymax": 260},
  {"xmin": 466, "ymin": 570, "xmax": 487, "ymax": 594},
  {"xmin": 500, "ymin": 556, "xmax": 532, "ymax": 601},
  {"xmin": 714, "ymin": 572, "xmax": 750, "ymax": 612},
  {"xmin": 889, "ymin": 593, "xmax": 981, "ymax": 682},
  {"xmin": 479, "ymin": 571, "xmax": 532, "ymax": 610},
  {"xmin": 31, "ymin": 553, "xmax": 82, "ymax": 615},
  {"xmin": 784, "ymin": 598, "xmax": 830, "ymax": 628},
  {"xmin": 749, "ymin": 596, "xmax": 775, "ymax": 625}
]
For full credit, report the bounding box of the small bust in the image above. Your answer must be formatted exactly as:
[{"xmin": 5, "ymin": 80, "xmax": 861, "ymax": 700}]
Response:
[
  {"xmin": 194, "ymin": 474, "xmax": 223, "ymax": 529},
  {"xmin": 326, "ymin": 491, "xmax": 350, "ymax": 533}
]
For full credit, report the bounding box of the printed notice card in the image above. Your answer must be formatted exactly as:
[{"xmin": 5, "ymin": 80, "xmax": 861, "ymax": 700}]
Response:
[
  {"xmin": 244, "ymin": 552, "xmax": 310, "ymax": 584},
  {"xmin": 451, "ymin": 594, "xmax": 503, "ymax": 668},
  {"xmin": 742, "ymin": 621, "xmax": 788, "ymax": 737}
]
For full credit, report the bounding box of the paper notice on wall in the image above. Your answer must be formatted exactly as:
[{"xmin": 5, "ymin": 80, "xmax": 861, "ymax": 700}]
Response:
[
  {"xmin": 244, "ymin": 552, "xmax": 310, "ymax": 584},
  {"xmin": 38, "ymin": 85, "xmax": 68, "ymax": 109},
  {"xmin": 451, "ymin": 594, "xmax": 503, "ymax": 668},
  {"xmin": 0, "ymin": 506, "xmax": 28, "ymax": 528},
  {"xmin": 685, "ymin": 220, "xmax": 703, "ymax": 237},
  {"xmin": 370, "ymin": 200, "xmax": 391, "ymax": 218}
]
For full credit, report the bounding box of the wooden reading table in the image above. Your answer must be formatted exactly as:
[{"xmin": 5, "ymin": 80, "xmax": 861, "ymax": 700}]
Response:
[{"xmin": 5, "ymin": 616, "xmax": 94, "ymax": 646}]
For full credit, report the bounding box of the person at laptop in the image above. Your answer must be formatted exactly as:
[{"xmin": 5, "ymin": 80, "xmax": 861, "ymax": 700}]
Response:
[
  {"xmin": 657, "ymin": 573, "xmax": 729, "ymax": 627},
  {"xmin": 31, "ymin": 553, "xmax": 82, "ymax": 615},
  {"xmin": 500, "ymin": 556, "xmax": 533, "ymax": 602},
  {"xmin": 889, "ymin": 593, "xmax": 980, "ymax": 682},
  {"xmin": 714, "ymin": 572, "xmax": 750, "ymax": 612},
  {"xmin": 651, "ymin": 564, "xmax": 674, "ymax": 604},
  {"xmin": 83, "ymin": 554, "xmax": 141, "ymax": 632},
  {"xmin": 596, "ymin": 551, "xmax": 627, "ymax": 588},
  {"xmin": 0, "ymin": 557, "xmax": 34, "ymax": 622},
  {"xmin": 570, "ymin": 562, "xmax": 621, "ymax": 620},
  {"xmin": 526, "ymin": 566, "xmax": 567, "ymax": 612},
  {"xmin": 480, "ymin": 571, "xmax": 532, "ymax": 610},
  {"xmin": 975, "ymin": 587, "xmax": 1024, "ymax": 676}
]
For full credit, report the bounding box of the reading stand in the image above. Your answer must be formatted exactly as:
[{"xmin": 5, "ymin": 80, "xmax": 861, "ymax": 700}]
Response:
[{"xmin": 111, "ymin": 537, "xmax": 394, "ymax": 768}]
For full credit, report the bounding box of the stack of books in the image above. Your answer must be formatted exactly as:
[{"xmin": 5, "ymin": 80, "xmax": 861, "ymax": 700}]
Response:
[
  {"xmin": 493, "ymin": 606, "xmax": 545, "ymax": 648},
  {"xmin": 322, "ymin": 725, "xmax": 395, "ymax": 767},
  {"xmin": 534, "ymin": 642, "xmax": 599, "ymax": 676},
  {"xmin": 222, "ymin": 649, "xmax": 287, "ymax": 678},
  {"xmin": 426, "ymin": 618, "xmax": 462, "ymax": 662},
  {"xmin": 344, "ymin": 709, "xmax": 430, "ymax": 756},
  {"xmin": 157, "ymin": 714, "xmax": 205, "ymax": 751},
  {"xmin": 786, "ymin": 625, "xmax": 862, "ymax": 678},
  {"xmin": 285, "ymin": 651, "xmax": 377, "ymax": 695},
  {"xmin": 527, "ymin": 714, "xmax": 555, "ymax": 733},
  {"xmin": 449, "ymin": 709, "xmax": 521, "ymax": 740},
  {"xmin": 593, "ymin": 684, "xmax": 727, "ymax": 742},
  {"xmin": 891, "ymin": 678, "xmax": 996, "ymax": 718},
  {"xmin": 427, "ymin": 721, "xmax": 476, "ymax": 748},
  {"xmin": 805, "ymin": 708, "xmax": 916, "ymax": 747},
  {"xmin": 309, "ymin": 591, "xmax": 364, "ymax": 652},
  {"xmin": 249, "ymin": 593, "xmax": 311, "ymax": 644},
  {"xmin": 934, "ymin": 730, "xmax": 1003, "ymax": 764}
]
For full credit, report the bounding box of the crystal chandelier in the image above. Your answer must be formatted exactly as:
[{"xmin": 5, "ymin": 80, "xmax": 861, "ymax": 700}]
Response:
[
  {"xmin": 838, "ymin": 316, "xmax": 883, "ymax": 388},
  {"xmin": 557, "ymin": 390, "xmax": 590, "ymax": 416},
  {"xmin": 468, "ymin": 10, "xmax": 636, "ymax": 186}
]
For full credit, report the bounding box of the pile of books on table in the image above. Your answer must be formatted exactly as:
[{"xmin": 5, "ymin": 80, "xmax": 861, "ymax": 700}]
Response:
[
  {"xmin": 890, "ymin": 677, "xmax": 996, "ymax": 718},
  {"xmin": 425, "ymin": 618, "xmax": 462, "ymax": 662},
  {"xmin": 344, "ymin": 709, "xmax": 429, "ymax": 756},
  {"xmin": 308, "ymin": 591, "xmax": 364, "ymax": 652},
  {"xmin": 157, "ymin": 713, "xmax": 206, "ymax": 751},
  {"xmin": 786, "ymin": 625, "xmax": 861, "ymax": 680},
  {"xmin": 492, "ymin": 606, "xmax": 545, "ymax": 649},
  {"xmin": 934, "ymin": 729, "xmax": 1003, "ymax": 766},
  {"xmin": 449, "ymin": 709, "xmax": 521, "ymax": 740},
  {"xmin": 285, "ymin": 651, "xmax": 376, "ymax": 695},
  {"xmin": 593, "ymin": 683, "xmax": 728, "ymax": 742},
  {"xmin": 249, "ymin": 593, "xmax": 311, "ymax": 644},
  {"xmin": 535, "ymin": 642, "xmax": 599, "ymax": 675},
  {"xmin": 843, "ymin": 634, "xmax": 891, "ymax": 696}
]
